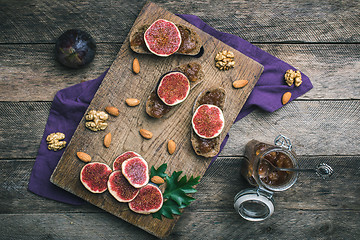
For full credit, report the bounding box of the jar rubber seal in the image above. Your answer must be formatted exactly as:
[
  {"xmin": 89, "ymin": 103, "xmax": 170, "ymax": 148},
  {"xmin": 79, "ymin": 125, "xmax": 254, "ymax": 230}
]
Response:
[{"xmin": 234, "ymin": 188, "xmax": 274, "ymax": 221}]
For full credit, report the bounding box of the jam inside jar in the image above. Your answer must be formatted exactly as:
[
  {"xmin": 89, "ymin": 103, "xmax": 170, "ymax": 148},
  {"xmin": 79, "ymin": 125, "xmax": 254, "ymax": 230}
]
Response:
[{"xmin": 242, "ymin": 140, "xmax": 298, "ymax": 192}]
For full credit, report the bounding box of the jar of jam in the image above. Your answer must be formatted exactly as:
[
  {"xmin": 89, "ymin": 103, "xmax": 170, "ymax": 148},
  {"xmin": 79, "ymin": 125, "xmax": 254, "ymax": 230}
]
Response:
[{"xmin": 234, "ymin": 135, "xmax": 298, "ymax": 221}]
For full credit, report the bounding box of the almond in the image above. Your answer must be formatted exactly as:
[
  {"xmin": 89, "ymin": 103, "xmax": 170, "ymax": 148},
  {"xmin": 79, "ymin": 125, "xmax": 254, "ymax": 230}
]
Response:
[
  {"xmin": 105, "ymin": 106, "xmax": 119, "ymax": 117},
  {"xmin": 232, "ymin": 80, "xmax": 249, "ymax": 88},
  {"xmin": 139, "ymin": 128, "xmax": 153, "ymax": 139},
  {"xmin": 282, "ymin": 92, "xmax": 292, "ymax": 105},
  {"xmin": 125, "ymin": 98, "xmax": 140, "ymax": 107},
  {"xmin": 77, "ymin": 152, "xmax": 91, "ymax": 163},
  {"xmin": 167, "ymin": 140, "xmax": 176, "ymax": 155},
  {"xmin": 151, "ymin": 176, "xmax": 165, "ymax": 184},
  {"xmin": 104, "ymin": 132, "xmax": 112, "ymax": 148},
  {"xmin": 133, "ymin": 58, "xmax": 140, "ymax": 74}
]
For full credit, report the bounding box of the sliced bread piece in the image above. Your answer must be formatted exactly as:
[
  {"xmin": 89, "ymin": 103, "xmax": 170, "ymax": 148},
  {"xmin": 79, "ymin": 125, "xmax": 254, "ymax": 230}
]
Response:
[
  {"xmin": 130, "ymin": 23, "xmax": 202, "ymax": 56},
  {"xmin": 191, "ymin": 87, "xmax": 226, "ymax": 158},
  {"xmin": 146, "ymin": 62, "xmax": 204, "ymax": 119}
]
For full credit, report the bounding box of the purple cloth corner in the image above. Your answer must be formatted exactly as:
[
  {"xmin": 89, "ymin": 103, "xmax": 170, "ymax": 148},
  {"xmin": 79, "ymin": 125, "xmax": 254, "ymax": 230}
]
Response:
[
  {"xmin": 28, "ymin": 70, "xmax": 108, "ymax": 205},
  {"xmin": 28, "ymin": 14, "xmax": 312, "ymax": 205}
]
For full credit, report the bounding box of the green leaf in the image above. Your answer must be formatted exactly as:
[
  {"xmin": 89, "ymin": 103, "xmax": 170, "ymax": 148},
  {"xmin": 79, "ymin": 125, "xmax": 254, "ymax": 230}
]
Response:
[
  {"xmin": 163, "ymin": 171, "xmax": 199, "ymax": 207},
  {"xmin": 152, "ymin": 199, "xmax": 182, "ymax": 220},
  {"xmin": 151, "ymin": 166, "xmax": 200, "ymax": 220},
  {"xmin": 150, "ymin": 163, "xmax": 168, "ymax": 179}
]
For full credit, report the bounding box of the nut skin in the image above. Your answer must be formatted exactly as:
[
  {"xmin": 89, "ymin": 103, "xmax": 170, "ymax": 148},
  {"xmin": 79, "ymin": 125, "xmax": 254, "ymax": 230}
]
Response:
[
  {"xmin": 104, "ymin": 132, "xmax": 112, "ymax": 148},
  {"xmin": 282, "ymin": 92, "xmax": 292, "ymax": 105},
  {"xmin": 215, "ymin": 50, "xmax": 235, "ymax": 70},
  {"xmin": 125, "ymin": 98, "xmax": 140, "ymax": 107},
  {"xmin": 105, "ymin": 106, "xmax": 120, "ymax": 117},
  {"xmin": 167, "ymin": 140, "xmax": 176, "ymax": 154},
  {"xmin": 133, "ymin": 58, "xmax": 140, "ymax": 74},
  {"xmin": 77, "ymin": 152, "xmax": 92, "ymax": 163},
  {"xmin": 233, "ymin": 80, "xmax": 249, "ymax": 88},
  {"xmin": 46, "ymin": 132, "xmax": 67, "ymax": 151},
  {"xmin": 151, "ymin": 176, "xmax": 165, "ymax": 184},
  {"xmin": 85, "ymin": 110, "xmax": 108, "ymax": 131},
  {"xmin": 139, "ymin": 128, "xmax": 153, "ymax": 139},
  {"xmin": 284, "ymin": 69, "xmax": 302, "ymax": 87}
]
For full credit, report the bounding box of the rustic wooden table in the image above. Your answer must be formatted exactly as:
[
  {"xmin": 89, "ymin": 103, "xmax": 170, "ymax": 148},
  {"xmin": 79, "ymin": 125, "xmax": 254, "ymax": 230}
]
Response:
[{"xmin": 1, "ymin": 0, "xmax": 359, "ymax": 239}]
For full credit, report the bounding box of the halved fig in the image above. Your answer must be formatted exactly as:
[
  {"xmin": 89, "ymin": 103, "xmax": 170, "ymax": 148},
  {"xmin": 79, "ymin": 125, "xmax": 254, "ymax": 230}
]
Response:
[
  {"xmin": 192, "ymin": 104, "xmax": 225, "ymax": 139},
  {"xmin": 157, "ymin": 71, "xmax": 190, "ymax": 106},
  {"xmin": 80, "ymin": 162, "xmax": 112, "ymax": 193},
  {"xmin": 128, "ymin": 184, "xmax": 164, "ymax": 214},
  {"xmin": 122, "ymin": 157, "xmax": 149, "ymax": 188},
  {"xmin": 113, "ymin": 151, "xmax": 140, "ymax": 171},
  {"xmin": 107, "ymin": 171, "xmax": 140, "ymax": 202},
  {"xmin": 144, "ymin": 19, "xmax": 182, "ymax": 57}
]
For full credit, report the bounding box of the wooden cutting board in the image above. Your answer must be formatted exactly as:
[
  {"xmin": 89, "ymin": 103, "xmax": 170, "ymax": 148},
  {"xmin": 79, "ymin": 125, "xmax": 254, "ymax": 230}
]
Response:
[{"xmin": 50, "ymin": 1, "xmax": 263, "ymax": 238}]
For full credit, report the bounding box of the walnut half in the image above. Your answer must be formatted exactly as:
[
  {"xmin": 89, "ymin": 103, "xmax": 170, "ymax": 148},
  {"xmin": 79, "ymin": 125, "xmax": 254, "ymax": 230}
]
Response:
[
  {"xmin": 284, "ymin": 69, "xmax": 302, "ymax": 87},
  {"xmin": 215, "ymin": 50, "xmax": 235, "ymax": 70},
  {"xmin": 85, "ymin": 110, "xmax": 108, "ymax": 131},
  {"xmin": 46, "ymin": 132, "xmax": 67, "ymax": 151}
]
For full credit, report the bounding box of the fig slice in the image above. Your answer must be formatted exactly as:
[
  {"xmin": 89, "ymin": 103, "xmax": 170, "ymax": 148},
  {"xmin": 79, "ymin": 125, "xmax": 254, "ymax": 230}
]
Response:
[
  {"xmin": 107, "ymin": 170, "xmax": 140, "ymax": 202},
  {"xmin": 113, "ymin": 151, "xmax": 140, "ymax": 171},
  {"xmin": 157, "ymin": 71, "xmax": 190, "ymax": 106},
  {"xmin": 128, "ymin": 184, "xmax": 164, "ymax": 214},
  {"xmin": 80, "ymin": 162, "xmax": 112, "ymax": 193},
  {"xmin": 192, "ymin": 104, "xmax": 225, "ymax": 139},
  {"xmin": 122, "ymin": 157, "xmax": 149, "ymax": 188},
  {"xmin": 144, "ymin": 19, "xmax": 182, "ymax": 57}
]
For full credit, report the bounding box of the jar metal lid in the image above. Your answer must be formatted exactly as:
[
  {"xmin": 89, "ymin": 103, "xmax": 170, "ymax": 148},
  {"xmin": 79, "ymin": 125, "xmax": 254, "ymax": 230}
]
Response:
[{"xmin": 234, "ymin": 188, "xmax": 274, "ymax": 221}]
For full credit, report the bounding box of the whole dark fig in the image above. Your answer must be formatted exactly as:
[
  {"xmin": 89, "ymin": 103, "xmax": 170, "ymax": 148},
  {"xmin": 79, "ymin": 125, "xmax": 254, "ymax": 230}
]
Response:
[{"xmin": 55, "ymin": 29, "xmax": 96, "ymax": 68}]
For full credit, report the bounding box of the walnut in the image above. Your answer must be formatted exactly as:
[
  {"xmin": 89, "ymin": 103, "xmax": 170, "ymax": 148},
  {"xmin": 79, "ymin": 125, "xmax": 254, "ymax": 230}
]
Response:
[
  {"xmin": 46, "ymin": 132, "xmax": 67, "ymax": 151},
  {"xmin": 85, "ymin": 110, "xmax": 108, "ymax": 131},
  {"xmin": 215, "ymin": 50, "xmax": 235, "ymax": 70},
  {"xmin": 284, "ymin": 69, "xmax": 302, "ymax": 87}
]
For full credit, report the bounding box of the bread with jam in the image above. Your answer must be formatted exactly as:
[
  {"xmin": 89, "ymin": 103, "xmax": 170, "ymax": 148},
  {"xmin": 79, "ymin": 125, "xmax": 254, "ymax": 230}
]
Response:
[
  {"xmin": 191, "ymin": 87, "xmax": 226, "ymax": 158},
  {"xmin": 130, "ymin": 24, "xmax": 203, "ymax": 56}
]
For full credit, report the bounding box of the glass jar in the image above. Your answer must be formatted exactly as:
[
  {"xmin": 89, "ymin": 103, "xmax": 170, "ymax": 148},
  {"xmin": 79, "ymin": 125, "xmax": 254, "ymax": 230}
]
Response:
[{"xmin": 234, "ymin": 135, "xmax": 298, "ymax": 221}]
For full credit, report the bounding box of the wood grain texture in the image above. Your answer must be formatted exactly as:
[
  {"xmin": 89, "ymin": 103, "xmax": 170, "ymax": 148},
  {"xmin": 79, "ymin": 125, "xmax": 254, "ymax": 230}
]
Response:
[
  {"xmin": 1, "ymin": 0, "xmax": 359, "ymax": 43},
  {"xmin": 1, "ymin": 210, "xmax": 359, "ymax": 240},
  {"xmin": 1, "ymin": 0, "xmax": 360, "ymax": 239},
  {"xmin": 2, "ymin": 156, "xmax": 359, "ymax": 214},
  {"xmin": 1, "ymin": 44, "xmax": 359, "ymax": 101},
  {"xmin": 1, "ymin": 100, "xmax": 358, "ymax": 159},
  {"xmin": 0, "ymin": 156, "xmax": 359, "ymax": 239},
  {"xmin": 50, "ymin": 2, "xmax": 262, "ymax": 238}
]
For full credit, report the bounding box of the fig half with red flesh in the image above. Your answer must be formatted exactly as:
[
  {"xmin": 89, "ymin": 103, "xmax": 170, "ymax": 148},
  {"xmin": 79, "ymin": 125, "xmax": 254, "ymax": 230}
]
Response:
[
  {"xmin": 80, "ymin": 162, "xmax": 112, "ymax": 193},
  {"xmin": 113, "ymin": 151, "xmax": 140, "ymax": 171},
  {"xmin": 144, "ymin": 19, "xmax": 182, "ymax": 57},
  {"xmin": 128, "ymin": 184, "xmax": 164, "ymax": 214},
  {"xmin": 122, "ymin": 157, "xmax": 149, "ymax": 188},
  {"xmin": 107, "ymin": 170, "xmax": 140, "ymax": 202},
  {"xmin": 192, "ymin": 104, "xmax": 225, "ymax": 139},
  {"xmin": 157, "ymin": 71, "xmax": 190, "ymax": 106}
]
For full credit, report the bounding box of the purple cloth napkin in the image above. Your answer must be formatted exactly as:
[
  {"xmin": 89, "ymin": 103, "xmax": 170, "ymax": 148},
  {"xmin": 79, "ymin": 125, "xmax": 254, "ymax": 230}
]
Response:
[{"xmin": 28, "ymin": 15, "xmax": 312, "ymax": 205}]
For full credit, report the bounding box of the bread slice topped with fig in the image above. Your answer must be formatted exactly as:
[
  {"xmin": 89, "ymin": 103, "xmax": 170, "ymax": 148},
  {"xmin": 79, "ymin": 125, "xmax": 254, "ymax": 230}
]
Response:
[
  {"xmin": 130, "ymin": 19, "xmax": 202, "ymax": 56},
  {"xmin": 191, "ymin": 87, "xmax": 226, "ymax": 158},
  {"xmin": 146, "ymin": 62, "xmax": 204, "ymax": 119}
]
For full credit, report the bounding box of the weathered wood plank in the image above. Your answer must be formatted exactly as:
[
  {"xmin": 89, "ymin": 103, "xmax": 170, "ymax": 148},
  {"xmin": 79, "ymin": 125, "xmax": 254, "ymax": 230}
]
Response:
[
  {"xmin": 223, "ymin": 100, "xmax": 360, "ymax": 156},
  {"xmin": 174, "ymin": 210, "xmax": 360, "ymax": 240},
  {"xmin": 1, "ymin": 44, "xmax": 359, "ymax": 101},
  {"xmin": 0, "ymin": 43, "xmax": 121, "ymax": 101},
  {"xmin": 0, "ymin": 156, "xmax": 359, "ymax": 239},
  {"xmin": 0, "ymin": 210, "xmax": 359, "ymax": 240},
  {"xmin": 0, "ymin": 101, "xmax": 358, "ymax": 159},
  {"xmin": 1, "ymin": 156, "xmax": 359, "ymax": 214},
  {"xmin": 1, "ymin": 0, "xmax": 359, "ymax": 43},
  {"xmin": 1, "ymin": 1, "xmax": 359, "ymax": 239}
]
